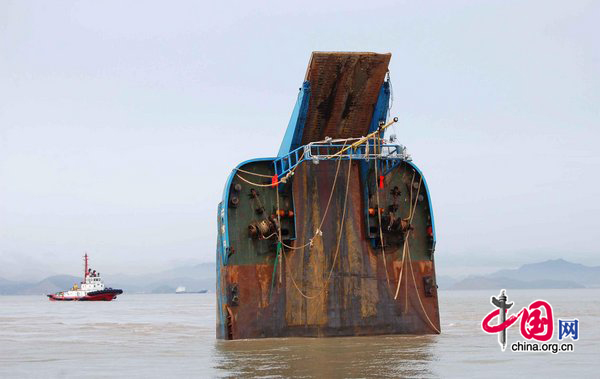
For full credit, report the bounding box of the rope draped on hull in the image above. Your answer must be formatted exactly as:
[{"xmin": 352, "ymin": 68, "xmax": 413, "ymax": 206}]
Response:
[
  {"xmin": 216, "ymin": 52, "xmax": 439, "ymax": 340},
  {"xmin": 217, "ymin": 129, "xmax": 439, "ymax": 339}
]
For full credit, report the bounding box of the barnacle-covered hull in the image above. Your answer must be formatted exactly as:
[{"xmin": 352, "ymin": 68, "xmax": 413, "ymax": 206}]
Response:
[{"xmin": 216, "ymin": 52, "xmax": 440, "ymax": 340}]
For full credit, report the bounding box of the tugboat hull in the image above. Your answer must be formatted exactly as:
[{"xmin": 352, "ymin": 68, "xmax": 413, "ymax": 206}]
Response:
[
  {"xmin": 47, "ymin": 289, "xmax": 123, "ymax": 301},
  {"xmin": 46, "ymin": 254, "xmax": 123, "ymax": 302}
]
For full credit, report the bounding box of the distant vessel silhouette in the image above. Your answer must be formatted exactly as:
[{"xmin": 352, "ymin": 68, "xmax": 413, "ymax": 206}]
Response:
[{"xmin": 175, "ymin": 286, "xmax": 207, "ymax": 294}]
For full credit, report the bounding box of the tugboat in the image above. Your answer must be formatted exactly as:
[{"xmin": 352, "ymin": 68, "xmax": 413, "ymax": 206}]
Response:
[{"xmin": 47, "ymin": 254, "xmax": 123, "ymax": 301}]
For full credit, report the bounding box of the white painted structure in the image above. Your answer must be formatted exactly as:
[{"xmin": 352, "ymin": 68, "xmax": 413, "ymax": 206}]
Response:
[
  {"xmin": 57, "ymin": 272, "xmax": 106, "ymax": 298},
  {"xmin": 47, "ymin": 254, "xmax": 121, "ymax": 301}
]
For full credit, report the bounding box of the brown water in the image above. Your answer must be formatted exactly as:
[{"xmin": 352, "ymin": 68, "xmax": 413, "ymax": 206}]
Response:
[{"xmin": 1, "ymin": 289, "xmax": 597, "ymax": 378}]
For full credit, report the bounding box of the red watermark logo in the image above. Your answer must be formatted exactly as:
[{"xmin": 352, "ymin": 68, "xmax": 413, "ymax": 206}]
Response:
[{"xmin": 481, "ymin": 290, "xmax": 578, "ymax": 353}]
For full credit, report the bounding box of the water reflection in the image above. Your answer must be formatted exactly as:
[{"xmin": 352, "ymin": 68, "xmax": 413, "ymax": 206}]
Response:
[{"xmin": 213, "ymin": 334, "xmax": 438, "ymax": 378}]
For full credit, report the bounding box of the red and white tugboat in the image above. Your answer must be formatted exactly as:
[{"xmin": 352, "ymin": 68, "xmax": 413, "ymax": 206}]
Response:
[{"xmin": 47, "ymin": 254, "xmax": 123, "ymax": 301}]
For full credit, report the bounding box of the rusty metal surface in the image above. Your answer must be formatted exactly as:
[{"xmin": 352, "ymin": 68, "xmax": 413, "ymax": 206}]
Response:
[
  {"xmin": 216, "ymin": 52, "xmax": 439, "ymax": 340},
  {"xmin": 219, "ymin": 259, "xmax": 439, "ymax": 339},
  {"xmin": 218, "ymin": 160, "xmax": 440, "ymax": 339},
  {"xmin": 300, "ymin": 52, "xmax": 391, "ymax": 144}
]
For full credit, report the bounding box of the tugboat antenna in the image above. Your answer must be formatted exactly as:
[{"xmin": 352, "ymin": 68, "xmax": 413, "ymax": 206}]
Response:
[{"xmin": 84, "ymin": 253, "xmax": 89, "ymax": 279}]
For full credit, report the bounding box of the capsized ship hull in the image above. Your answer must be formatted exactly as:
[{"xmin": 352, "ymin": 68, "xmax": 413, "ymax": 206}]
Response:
[{"xmin": 216, "ymin": 52, "xmax": 440, "ymax": 340}]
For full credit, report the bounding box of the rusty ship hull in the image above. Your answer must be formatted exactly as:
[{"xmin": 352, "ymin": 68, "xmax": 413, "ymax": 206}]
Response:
[{"xmin": 216, "ymin": 52, "xmax": 440, "ymax": 340}]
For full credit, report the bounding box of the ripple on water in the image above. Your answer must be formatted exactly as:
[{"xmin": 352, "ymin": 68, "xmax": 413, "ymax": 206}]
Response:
[{"xmin": 1, "ymin": 291, "xmax": 599, "ymax": 378}]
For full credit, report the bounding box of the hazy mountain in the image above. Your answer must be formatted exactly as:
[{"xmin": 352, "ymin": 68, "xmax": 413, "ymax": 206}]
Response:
[
  {"xmin": 105, "ymin": 262, "xmax": 215, "ymax": 294},
  {"xmin": 151, "ymin": 285, "xmax": 177, "ymax": 294},
  {"xmin": 19, "ymin": 275, "xmax": 82, "ymax": 295},
  {"xmin": 3, "ymin": 259, "xmax": 598, "ymax": 294},
  {"xmin": 449, "ymin": 259, "xmax": 599, "ymax": 290},
  {"xmin": 450, "ymin": 276, "xmax": 584, "ymax": 290},
  {"xmin": 488, "ymin": 259, "xmax": 600, "ymax": 287},
  {"xmin": 0, "ymin": 275, "xmax": 81, "ymax": 295},
  {"xmin": 0, "ymin": 263, "xmax": 216, "ymax": 295},
  {"xmin": 0, "ymin": 277, "xmax": 25, "ymax": 295},
  {"xmin": 435, "ymin": 275, "xmax": 459, "ymax": 290}
]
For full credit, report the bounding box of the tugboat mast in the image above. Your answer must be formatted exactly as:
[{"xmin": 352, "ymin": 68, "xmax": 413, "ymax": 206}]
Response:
[{"xmin": 84, "ymin": 253, "xmax": 89, "ymax": 279}]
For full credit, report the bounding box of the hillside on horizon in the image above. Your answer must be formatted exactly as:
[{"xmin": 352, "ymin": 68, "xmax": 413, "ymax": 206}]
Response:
[
  {"xmin": 2, "ymin": 258, "xmax": 599, "ymax": 295},
  {"xmin": 0, "ymin": 263, "xmax": 215, "ymax": 295},
  {"xmin": 444, "ymin": 258, "xmax": 600, "ymax": 290}
]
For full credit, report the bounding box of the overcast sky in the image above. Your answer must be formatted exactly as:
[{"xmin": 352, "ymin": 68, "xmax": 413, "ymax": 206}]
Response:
[{"xmin": 1, "ymin": 1, "xmax": 598, "ymax": 280}]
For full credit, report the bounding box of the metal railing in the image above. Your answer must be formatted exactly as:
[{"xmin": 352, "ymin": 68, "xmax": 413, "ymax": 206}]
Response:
[{"xmin": 273, "ymin": 142, "xmax": 410, "ymax": 178}]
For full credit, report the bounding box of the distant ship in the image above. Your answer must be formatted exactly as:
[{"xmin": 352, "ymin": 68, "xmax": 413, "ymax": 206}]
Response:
[
  {"xmin": 175, "ymin": 286, "xmax": 207, "ymax": 294},
  {"xmin": 47, "ymin": 254, "xmax": 123, "ymax": 301}
]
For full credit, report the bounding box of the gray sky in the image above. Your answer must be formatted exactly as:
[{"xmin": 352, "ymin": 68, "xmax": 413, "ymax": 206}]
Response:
[{"xmin": 1, "ymin": 1, "xmax": 598, "ymax": 280}]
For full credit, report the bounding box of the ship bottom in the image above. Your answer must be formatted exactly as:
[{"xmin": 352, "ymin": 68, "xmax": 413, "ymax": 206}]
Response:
[
  {"xmin": 217, "ymin": 160, "xmax": 439, "ymax": 339},
  {"xmin": 216, "ymin": 259, "xmax": 440, "ymax": 340}
]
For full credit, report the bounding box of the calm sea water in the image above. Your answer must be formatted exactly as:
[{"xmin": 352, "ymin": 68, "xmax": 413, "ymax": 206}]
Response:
[{"xmin": 1, "ymin": 289, "xmax": 597, "ymax": 378}]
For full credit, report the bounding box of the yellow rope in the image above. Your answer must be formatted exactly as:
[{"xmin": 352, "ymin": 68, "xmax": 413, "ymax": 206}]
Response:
[
  {"xmin": 235, "ymin": 173, "xmax": 279, "ymax": 187},
  {"xmin": 271, "ymin": 151, "xmax": 307, "ymax": 284},
  {"xmin": 282, "ymin": 154, "xmax": 353, "ymax": 299},
  {"xmin": 405, "ymin": 178, "xmax": 422, "ymax": 312},
  {"xmin": 404, "ymin": 243, "xmax": 409, "ymax": 314},
  {"xmin": 407, "ymin": 237, "xmax": 441, "ymax": 333},
  {"xmin": 280, "ymin": 240, "xmax": 311, "ymax": 250},
  {"xmin": 281, "ymin": 141, "xmax": 347, "ymax": 251},
  {"xmin": 276, "ymin": 180, "xmax": 283, "ymax": 284},
  {"xmin": 394, "ymin": 230, "xmax": 408, "ymax": 300},
  {"xmin": 373, "ymin": 139, "xmax": 390, "ymax": 287},
  {"xmin": 234, "ymin": 150, "xmax": 307, "ymax": 188},
  {"xmin": 394, "ymin": 176, "xmax": 422, "ymax": 300},
  {"xmin": 328, "ymin": 118, "xmax": 397, "ymax": 159},
  {"xmin": 403, "ymin": 172, "xmax": 415, "ymax": 221},
  {"xmin": 234, "ymin": 167, "xmax": 273, "ymax": 178},
  {"xmin": 390, "ymin": 174, "xmax": 438, "ymax": 332}
]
